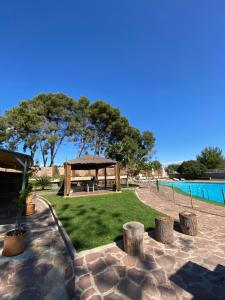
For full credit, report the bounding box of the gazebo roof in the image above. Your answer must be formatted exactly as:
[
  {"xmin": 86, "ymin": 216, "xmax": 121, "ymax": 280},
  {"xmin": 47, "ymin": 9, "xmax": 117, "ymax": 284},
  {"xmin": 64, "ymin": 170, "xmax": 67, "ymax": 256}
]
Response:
[
  {"xmin": 0, "ymin": 148, "xmax": 33, "ymax": 171},
  {"xmin": 66, "ymin": 155, "xmax": 116, "ymax": 170}
]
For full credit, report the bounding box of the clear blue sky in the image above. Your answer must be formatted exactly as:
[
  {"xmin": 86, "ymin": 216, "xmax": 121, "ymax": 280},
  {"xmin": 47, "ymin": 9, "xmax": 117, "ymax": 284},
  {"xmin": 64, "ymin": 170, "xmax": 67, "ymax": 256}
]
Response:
[{"xmin": 0, "ymin": 0, "xmax": 225, "ymax": 165}]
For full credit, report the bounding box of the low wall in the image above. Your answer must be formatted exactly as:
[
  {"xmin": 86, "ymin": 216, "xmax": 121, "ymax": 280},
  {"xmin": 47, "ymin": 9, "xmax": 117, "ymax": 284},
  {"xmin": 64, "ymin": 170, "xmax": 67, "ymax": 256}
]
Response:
[
  {"xmin": 35, "ymin": 166, "xmax": 127, "ymax": 178},
  {"xmin": 205, "ymin": 170, "xmax": 225, "ymax": 179}
]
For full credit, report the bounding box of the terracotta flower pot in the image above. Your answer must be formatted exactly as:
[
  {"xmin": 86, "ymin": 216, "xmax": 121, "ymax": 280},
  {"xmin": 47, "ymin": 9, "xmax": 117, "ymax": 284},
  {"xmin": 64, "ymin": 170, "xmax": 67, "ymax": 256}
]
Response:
[
  {"xmin": 24, "ymin": 203, "xmax": 35, "ymax": 216},
  {"xmin": 26, "ymin": 194, "xmax": 33, "ymax": 204},
  {"xmin": 2, "ymin": 229, "xmax": 27, "ymax": 257}
]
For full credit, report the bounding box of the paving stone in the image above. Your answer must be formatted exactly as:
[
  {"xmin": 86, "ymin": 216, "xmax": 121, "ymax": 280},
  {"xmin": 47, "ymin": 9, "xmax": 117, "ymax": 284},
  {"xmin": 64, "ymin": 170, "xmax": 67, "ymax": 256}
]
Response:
[
  {"xmin": 127, "ymin": 268, "xmax": 145, "ymax": 283},
  {"xmin": 104, "ymin": 292, "xmax": 125, "ymax": 300},
  {"xmin": 141, "ymin": 275, "xmax": 158, "ymax": 297},
  {"xmin": 105, "ymin": 254, "xmax": 119, "ymax": 266},
  {"xmin": 81, "ymin": 287, "xmax": 97, "ymax": 299},
  {"xmin": 117, "ymin": 278, "xmax": 142, "ymax": 299},
  {"xmin": 105, "ymin": 246, "xmax": 121, "ymax": 254},
  {"xmin": 94, "ymin": 269, "xmax": 119, "ymax": 293},
  {"xmin": 154, "ymin": 248, "xmax": 164, "ymax": 256},
  {"xmin": 156, "ymin": 255, "xmax": 175, "ymax": 272},
  {"xmin": 121, "ymin": 255, "xmax": 137, "ymax": 267},
  {"xmin": 77, "ymin": 274, "xmax": 92, "ymax": 290},
  {"xmin": 158, "ymin": 284, "xmax": 179, "ymax": 300},
  {"xmin": 86, "ymin": 252, "xmax": 104, "ymax": 263},
  {"xmin": 88, "ymin": 258, "xmax": 107, "ymax": 275},
  {"xmin": 151, "ymin": 269, "xmax": 167, "ymax": 284},
  {"xmin": 136, "ymin": 254, "xmax": 157, "ymax": 270},
  {"xmin": 74, "ymin": 266, "xmax": 89, "ymax": 277},
  {"xmin": 89, "ymin": 296, "xmax": 101, "ymax": 300},
  {"xmin": 74, "ymin": 257, "xmax": 84, "ymax": 267},
  {"xmin": 113, "ymin": 266, "xmax": 126, "ymax": 278}
]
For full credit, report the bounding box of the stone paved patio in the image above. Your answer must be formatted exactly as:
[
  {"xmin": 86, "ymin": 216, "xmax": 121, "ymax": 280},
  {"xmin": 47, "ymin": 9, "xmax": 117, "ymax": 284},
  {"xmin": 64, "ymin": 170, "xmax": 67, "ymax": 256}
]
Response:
[
  {"xmin": 2, "ymin": 187, "xmax": 225, "ymax": 299},
  {"xmin": 0, "ymin": 198, "xmax": 74, "ymax": 300},
  {"xmin": 67, "ymin": 186, "xmax": 225, "ymax": 300}
]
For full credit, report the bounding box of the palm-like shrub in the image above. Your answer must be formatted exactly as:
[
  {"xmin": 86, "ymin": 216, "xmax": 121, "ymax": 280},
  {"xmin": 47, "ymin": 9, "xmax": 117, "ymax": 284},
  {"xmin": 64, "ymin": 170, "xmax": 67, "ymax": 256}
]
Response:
[{"xmin": 35, "ymin": 175, "xmax": 51, "ymax": 190}]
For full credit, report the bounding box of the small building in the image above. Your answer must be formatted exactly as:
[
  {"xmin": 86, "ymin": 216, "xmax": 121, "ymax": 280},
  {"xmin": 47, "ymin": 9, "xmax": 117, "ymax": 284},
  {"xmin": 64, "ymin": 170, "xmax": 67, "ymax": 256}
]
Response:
[
  {"xmin": 0, "ymin": 148, "xmax": 32, "ymax": 219},
  {"xmin": 64, "ymin": 155, "xmax": 121, "ymax": 196}
]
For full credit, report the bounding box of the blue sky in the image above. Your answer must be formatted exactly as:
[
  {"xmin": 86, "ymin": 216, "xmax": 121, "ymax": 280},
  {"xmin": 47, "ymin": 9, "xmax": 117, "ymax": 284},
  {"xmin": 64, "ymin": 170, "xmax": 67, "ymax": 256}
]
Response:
[{"xmin": 0, "ymin": 0, "xmax": 225, "ymax": 165}]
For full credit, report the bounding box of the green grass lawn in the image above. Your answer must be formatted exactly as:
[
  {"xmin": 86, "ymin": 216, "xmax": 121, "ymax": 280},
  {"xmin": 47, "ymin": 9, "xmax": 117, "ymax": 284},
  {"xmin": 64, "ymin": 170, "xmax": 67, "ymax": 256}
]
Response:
[{"xmin": 44, "ymin": 190, "xmax": 163, "ymax": 251}]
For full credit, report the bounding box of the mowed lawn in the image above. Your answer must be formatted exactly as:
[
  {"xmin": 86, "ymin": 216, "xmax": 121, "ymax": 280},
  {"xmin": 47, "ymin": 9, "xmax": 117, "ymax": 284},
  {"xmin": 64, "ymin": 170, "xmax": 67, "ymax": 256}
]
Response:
[{"xmin": 44, "ymin": 190, "xmax": 163, "ymax": 251}]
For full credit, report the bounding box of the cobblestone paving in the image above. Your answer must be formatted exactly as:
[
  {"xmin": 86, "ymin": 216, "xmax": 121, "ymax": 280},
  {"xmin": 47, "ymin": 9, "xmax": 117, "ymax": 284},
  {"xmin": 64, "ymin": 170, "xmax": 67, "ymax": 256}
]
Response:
[
  {"xmin": 67, "ymin": 187, "xmax": 225, "ymax": 300},
  {"xmin": 0, "ymin": 198, "xmax": 74, "ymax": 300}
]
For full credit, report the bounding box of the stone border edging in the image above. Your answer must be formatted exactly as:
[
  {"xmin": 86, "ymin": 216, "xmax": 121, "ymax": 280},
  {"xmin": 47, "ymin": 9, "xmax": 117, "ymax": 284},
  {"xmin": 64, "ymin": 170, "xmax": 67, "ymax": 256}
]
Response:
[{"xmin": 37, "ymin": 195, "xmax": 76, "ymax": 261}]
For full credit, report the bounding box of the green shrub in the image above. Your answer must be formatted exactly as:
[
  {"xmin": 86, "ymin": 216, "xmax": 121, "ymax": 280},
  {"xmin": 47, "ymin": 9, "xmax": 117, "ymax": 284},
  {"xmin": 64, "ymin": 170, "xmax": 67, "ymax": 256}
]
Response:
[
  {"xmin": 34, "ymin": 175, "xmax": 51, "ymax": 190},
  {"xmin": 177, "ymin": 160, "xmax": 207, "ymax": 179}
]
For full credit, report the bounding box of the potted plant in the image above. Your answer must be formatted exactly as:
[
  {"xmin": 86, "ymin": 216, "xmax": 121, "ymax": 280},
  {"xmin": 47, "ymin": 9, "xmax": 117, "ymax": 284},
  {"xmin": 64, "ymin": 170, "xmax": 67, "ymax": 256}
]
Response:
[
  {"xmin": 24, "ymin": 184, "xmax": 36, "ymax": 216},
  {"xmin": 2, "ymin": 188, "xmax": 29, "ymax": 256}
]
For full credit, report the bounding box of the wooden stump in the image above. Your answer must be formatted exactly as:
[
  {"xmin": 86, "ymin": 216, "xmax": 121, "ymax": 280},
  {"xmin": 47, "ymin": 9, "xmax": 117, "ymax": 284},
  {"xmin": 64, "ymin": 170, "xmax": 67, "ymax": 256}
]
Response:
[
  {"xmin": 123, "ymin": 221, "xmax": 144, "ymax": 256},
  {"xmin": 155, "ymin": 216, "xmax": 174, "ymax": 244},
  {"xmin": 179, "ymin": 211, "xmax": 198, "ymax": 236}
]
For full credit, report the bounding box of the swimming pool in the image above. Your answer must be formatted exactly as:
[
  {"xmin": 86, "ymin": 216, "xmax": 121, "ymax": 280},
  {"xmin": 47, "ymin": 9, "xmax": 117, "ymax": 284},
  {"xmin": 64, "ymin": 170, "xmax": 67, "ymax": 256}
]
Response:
[{"xmin": 160, "ymin": 181, "xmax": 225, "ymax": 204}]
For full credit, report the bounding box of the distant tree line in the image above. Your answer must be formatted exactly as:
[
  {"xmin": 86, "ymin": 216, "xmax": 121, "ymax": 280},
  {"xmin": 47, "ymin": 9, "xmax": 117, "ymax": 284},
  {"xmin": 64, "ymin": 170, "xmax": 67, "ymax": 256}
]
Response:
[
  {"xmin": 166, "ymin": 147, "xmax": 225, "ymax": 179},
  {"xmin": 0, "ymin": 93, "xmax": 156, "ymax": 174}
]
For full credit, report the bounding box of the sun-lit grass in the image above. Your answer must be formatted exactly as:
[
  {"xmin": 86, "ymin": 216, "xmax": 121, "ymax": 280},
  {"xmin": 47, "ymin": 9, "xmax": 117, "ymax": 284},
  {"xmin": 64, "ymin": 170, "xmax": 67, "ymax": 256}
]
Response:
[{"xmin": 44, "ymin": 190, "xmax": 163, "ymax": 251}]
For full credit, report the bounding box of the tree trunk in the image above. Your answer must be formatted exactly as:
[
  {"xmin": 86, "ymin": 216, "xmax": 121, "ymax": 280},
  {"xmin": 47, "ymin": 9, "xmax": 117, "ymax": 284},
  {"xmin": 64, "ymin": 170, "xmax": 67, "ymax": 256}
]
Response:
[
  {"xmin": 123, "ymin": 221, "xmax": 144, "ymax": 256},
  {"xmin": 50, "ymin": 145, "xmax": 54, "ymax": 166},
  {"xmin": 155, "ymin": 216, "xmax": 174, "ymax": 244},
  {"xmin": 179, "ymin": 211, "xmax": 198, "ymax": 236}
]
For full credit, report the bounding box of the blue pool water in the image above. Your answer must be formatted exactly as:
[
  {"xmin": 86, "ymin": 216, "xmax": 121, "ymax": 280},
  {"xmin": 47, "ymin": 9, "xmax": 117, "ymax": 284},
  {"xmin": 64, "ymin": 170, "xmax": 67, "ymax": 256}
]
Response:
[{"xmin": 160, "ymin": 181, "xmax": 225, "ymax": 204}]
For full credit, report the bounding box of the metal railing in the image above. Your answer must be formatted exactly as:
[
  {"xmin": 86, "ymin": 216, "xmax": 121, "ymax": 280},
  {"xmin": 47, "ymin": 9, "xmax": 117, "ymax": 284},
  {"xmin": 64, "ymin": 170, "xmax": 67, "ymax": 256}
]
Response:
[{"xmin": 148, "ymin": 181, "xmax": 225, "ymax": 217}]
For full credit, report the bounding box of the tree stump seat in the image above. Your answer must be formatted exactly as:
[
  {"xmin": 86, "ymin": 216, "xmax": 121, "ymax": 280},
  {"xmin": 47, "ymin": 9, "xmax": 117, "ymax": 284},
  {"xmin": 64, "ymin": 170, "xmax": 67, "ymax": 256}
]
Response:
[
  {"xmin": 179, "ymin": 211, "xmax": 198, "ymax": 236},
  {"xmin": 155, "ymin": 216, "xmax": 174, "ymax": 244},
  {"xmin": 123, "ymin": 221, "xmax": 144, "ymax": 256}
]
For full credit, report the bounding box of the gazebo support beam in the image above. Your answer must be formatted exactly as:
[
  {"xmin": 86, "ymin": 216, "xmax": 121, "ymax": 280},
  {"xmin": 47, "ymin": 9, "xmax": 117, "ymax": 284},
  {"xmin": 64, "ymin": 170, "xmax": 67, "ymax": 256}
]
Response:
[
  {"xmin": 64, "ymin": 163, "xmax": 71, "ymax": 196},
  {"xmin": 114, "ymin": 163, "xmax": 121, "ymax": 191},
  {"xmin": 104, "ymin": 167, "xmax": 107, "ymax": 190},
  {"xmin": 16, "ymin": 157, "xmax": 28, "ymax": 190},
  {"xmin": 95, "ymin": 168, "xmax": 99, "ymax": 180}
]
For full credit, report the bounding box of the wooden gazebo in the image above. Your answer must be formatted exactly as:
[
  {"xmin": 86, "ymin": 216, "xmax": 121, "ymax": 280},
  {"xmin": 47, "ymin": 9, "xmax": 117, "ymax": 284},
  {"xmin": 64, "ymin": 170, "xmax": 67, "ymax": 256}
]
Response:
[{"xmin": 64, "ymin": 155, "xmax": 120, "ymax": 196}]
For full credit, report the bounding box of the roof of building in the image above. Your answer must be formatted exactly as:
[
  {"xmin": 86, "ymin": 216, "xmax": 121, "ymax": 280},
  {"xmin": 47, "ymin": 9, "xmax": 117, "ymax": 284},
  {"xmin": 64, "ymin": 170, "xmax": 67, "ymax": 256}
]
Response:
[
  {"xmin": 0, "ymin": 148, "xmax": 33, "ymax": 171},
  {"xmin": 66, "ymin": 155, "xmax": 117, "ymax": 169}
]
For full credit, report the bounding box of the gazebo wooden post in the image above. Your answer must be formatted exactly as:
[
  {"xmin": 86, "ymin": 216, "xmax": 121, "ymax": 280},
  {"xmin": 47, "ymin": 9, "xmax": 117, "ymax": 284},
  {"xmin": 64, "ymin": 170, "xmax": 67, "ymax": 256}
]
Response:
[
  {"xmin": 104, "ymin": 167, "xmax": 107, "ymax": 190},
  {"xmin": 114, "ymin": 163, "xmax": 121, "ymax": 191},
  {"xmin": 95, "ymin": 168, "xmax": 99, "ymax": 181},
  {"xmin": 64, "ymin": 163, "xmax": 71, "ymax": 196}
]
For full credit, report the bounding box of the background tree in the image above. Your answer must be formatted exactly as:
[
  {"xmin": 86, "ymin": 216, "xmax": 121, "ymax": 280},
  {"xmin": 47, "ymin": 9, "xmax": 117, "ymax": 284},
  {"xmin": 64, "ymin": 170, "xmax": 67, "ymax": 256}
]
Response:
[
  {"xmin": 151, "ymin": 160, "xmax": 162, "ymax": 171},
  {"xmin": 197, "ymin": 146, "xmax": 225, "ymax": 169},
  {"xmin": 0, "ymin": 101, "xmax": 42, "ymax": 159},
  {"xmin": 89, "ymin": 101, "xmax": 121, "ymax": 155},
  {"xmin": 68, "ymin": 96, "xmax": 93, "ymax": 156},
  {"xmin": 0, "ymin": 116, "xmax": 15, "ymax": 148},
  {"xmin": 33, "ymin": 93, "xmax": 74, "ymax": 166},
  {"xmin": 0, "ymin": 94, "xmax": 156, "ymax": 169},
  {"xmin": 177, "ymin": 160, "xmax": 207, "ymax": 179},
  {"xmin": 165, "ymin": 164, "xmax": 180, "ymax": 174},
  {"xmin": 141, "ymin": 160, "xmax": 162, "ymax": 176},
  {"xmin": 107, "ymin": 125, "xmax": 155, "ymax": 176}
]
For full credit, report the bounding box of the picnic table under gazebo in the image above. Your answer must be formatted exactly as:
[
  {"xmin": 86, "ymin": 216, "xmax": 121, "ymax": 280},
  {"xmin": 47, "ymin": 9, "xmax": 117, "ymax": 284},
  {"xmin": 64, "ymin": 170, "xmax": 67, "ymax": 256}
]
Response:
[{"xmin": 63, "ymin": 155, "xmax": 121, "ymax": 196}]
